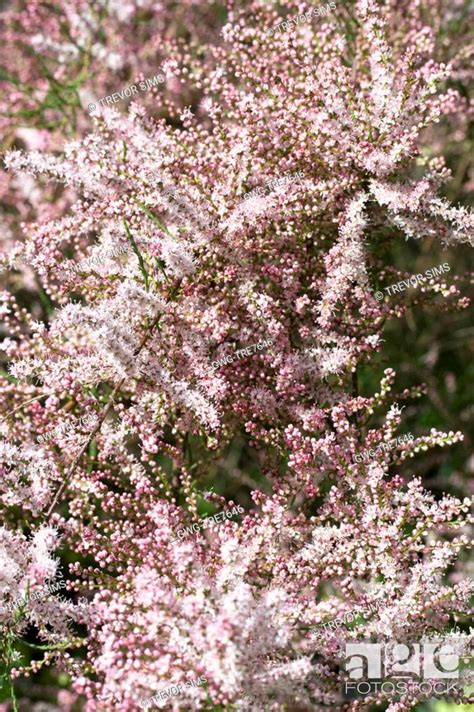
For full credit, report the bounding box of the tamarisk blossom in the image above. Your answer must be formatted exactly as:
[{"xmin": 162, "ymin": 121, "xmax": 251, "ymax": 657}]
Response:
[
  {"xmin": 0, "ymin": 441, "xmax": 62, "ymax": 514},
  {"xmin": 0, "ymin": 0, "xmax": 473, "ymax": 709},
  {"xmin": 317, "ymin": 192, "xmax": 369, "ymax": 329},
  {"xmin": 0, "ymin": 0, "xmax": 225, "ymax": 139},
  {"xmin": 62, "ymin": 463, "xmax": 472, "ymax": 709},
  {"xmin": 370, "ymin": 175, "xmax": 474, "ymax": 245},
  {"xmin": 0, "ymin": 526, "xmax": 87, "ymax": 644}
]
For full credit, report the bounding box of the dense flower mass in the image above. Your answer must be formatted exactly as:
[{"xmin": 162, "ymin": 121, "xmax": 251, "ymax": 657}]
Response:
[{"xmin": 0, "ymin": 0, "xmax": 473, "ymax": 710}]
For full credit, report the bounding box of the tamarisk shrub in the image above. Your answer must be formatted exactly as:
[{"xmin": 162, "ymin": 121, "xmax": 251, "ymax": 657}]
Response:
[
  {"xmin": 0, "ymin": 0, "xmax": 473, "ymax": 710},
  {"xmin": 0, "ymin": 0, "xmax": 228, "ymax": 139}
]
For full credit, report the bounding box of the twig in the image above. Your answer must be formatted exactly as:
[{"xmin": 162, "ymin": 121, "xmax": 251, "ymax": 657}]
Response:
[
  {"xmin": 0, "ymin": 393, "xmax": 50, "ymax": 424},
  {"xmin": 0, "ymin": 380, "xmax": 100, "ymax": 425}
]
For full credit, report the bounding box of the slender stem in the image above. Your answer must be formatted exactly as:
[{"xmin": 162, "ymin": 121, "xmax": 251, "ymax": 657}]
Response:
[
  {"xmin": 43, "ymin": 380, "xmax": 122, "ymax": 519},
  {"xmin": 123, "ymin": 218, "xmax": 149, "ymax": 291},
  {"xmin": 9, "ymin": 669, "xmax": 18, "ymax": 712},
  {"xmin": 0, "ymin": 380, "xmax": 103, "ymax": 425},
  {"xmin": 0, "ymin": 394, "xmax": 48, "ymax": 423},
  {"xmin": 5, "ymin": 634, "xmax": 18, "ymax": 712}
]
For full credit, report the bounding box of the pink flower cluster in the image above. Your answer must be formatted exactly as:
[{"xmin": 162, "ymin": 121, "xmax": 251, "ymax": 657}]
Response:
[{"xmin": 0, "ymin": 0, "xmax": 472, "ymax": 710}]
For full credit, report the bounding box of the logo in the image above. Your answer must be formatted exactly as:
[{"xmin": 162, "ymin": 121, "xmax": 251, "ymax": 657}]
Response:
[{"xmin": 343, "ymin": 641, "xmax": 464, "ymax": 699}]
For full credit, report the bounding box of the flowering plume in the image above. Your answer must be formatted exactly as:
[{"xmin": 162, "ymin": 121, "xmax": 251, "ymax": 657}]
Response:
[{"xmin": 0, "ymin": 0, "xmax": 472, "ymax": 709}]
